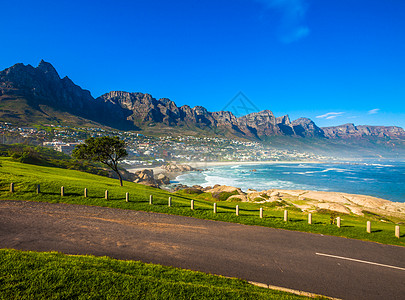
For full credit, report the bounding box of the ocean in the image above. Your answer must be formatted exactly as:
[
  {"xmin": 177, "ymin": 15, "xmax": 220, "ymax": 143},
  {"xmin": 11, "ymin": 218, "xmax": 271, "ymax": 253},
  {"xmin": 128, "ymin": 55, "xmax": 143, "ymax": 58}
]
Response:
[{"xmin": 173, "ymin": 161, "xmax": 405, "ymax": 203}]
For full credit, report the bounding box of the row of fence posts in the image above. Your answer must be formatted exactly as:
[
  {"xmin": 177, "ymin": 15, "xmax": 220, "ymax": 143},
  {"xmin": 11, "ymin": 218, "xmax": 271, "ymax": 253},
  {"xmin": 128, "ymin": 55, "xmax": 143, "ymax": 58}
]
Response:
[{"xmin": 8, "ymin": 183, "xmax": 402, "ymax": 239}]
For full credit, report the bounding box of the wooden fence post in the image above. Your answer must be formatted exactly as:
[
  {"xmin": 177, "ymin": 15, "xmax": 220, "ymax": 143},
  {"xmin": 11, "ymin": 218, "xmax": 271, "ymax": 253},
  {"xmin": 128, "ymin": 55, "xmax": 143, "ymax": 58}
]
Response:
[
  {"xmin": 61, "ymin": 186, "xmax": 64, "ymax": 197},
  {"xmin": 84, "ymin": 188, "xmax": 88, "ymax": 198},
  {"xmin": 395, "ymin": 225, "xmax": 400, "ymax": 239},
  {"xmin": 105, "ymin": 190, "xmax": 108, "ymax": 200},
  {"xmin": 149, "ymin": 195, "xmax": 153, "ymax": 205},
  {"xmin": 284, "ymin": 210, "xmax": 288, "ymax": 222},
  {"xmin": 308, "ymin": 213, "xmax": 312, "ymax": 224},
  {"xmin": 168, "ymin": 197, "xmax": 171, "ymax": 207},
  {"xmin": 213, "ymin": 203, "xmax": 217, "ymax": 213},
  {"xmin": 126, "ymin": 192, "xmax": 129, "ymax": 202},
  {"xmin": 337, "ymin": 217, "xmax": 341, "ymax": 228},
  {"xmin": 260, "ymin": 207, "xmax": 263, "ymax": 218},
  {"xmin": 236, "ymin": 205, "xmax": 239, "ymax": 216},
  {"xmin": 366, "ymin": 221, "xmax": 371, "ymax": 233},
  {"xmin": 10, "ymin": 183, "xmax": 14, "ymax": 193},
  {"xmin": 191, "ymin": 200, "xmax": 194, "ymax": 210}
]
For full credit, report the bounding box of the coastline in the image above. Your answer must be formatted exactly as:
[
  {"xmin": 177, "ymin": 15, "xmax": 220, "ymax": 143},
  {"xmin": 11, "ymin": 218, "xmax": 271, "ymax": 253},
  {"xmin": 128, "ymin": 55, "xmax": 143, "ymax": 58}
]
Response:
[
  {"xmin": 126, "ymin": 166, "xmax": 182, "ymax": 180},
  {"xmin": 186, "ymin": 160, "xmax": 324, "ymax": 168},
  {"xmin": 124, "ymin": 161, "xmax": 405, "ymax": 217},
  {"xmin": 125, "ymin": 160, "xmax": 325, "ymax": 180}
]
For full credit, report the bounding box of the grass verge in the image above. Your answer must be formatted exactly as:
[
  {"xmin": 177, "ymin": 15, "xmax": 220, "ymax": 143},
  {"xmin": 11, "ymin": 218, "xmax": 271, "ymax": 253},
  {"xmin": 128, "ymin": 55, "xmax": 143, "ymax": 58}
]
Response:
[{"xmin": 0, "ymin": 249, "xmax": 318, "ymax": 299}]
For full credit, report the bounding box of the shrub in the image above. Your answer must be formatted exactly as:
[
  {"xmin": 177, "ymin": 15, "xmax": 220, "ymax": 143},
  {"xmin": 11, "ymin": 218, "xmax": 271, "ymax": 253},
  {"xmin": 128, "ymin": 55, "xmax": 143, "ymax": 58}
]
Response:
[
  {"xmin": 183, "ymin": 188, "xmax": 203, "ymax": 195},
  {"xmin": 212, "ymin": 190, "xmax": 239, "ymax": 201},
  {"xmin": 266, "ymin": 200, "xmax": 287, "ymax": 208}
]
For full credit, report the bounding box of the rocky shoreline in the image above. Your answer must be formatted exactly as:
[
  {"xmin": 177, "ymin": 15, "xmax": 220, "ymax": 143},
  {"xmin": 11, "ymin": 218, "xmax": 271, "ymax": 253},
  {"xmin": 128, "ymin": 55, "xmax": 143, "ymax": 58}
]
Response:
[
  {"xmin": 126, "ymin": 163, "xmax": 405, "ymax": 221},
  {"xmin": 127, "ymin": 163, "xmax": 204, "ymax": 188}
]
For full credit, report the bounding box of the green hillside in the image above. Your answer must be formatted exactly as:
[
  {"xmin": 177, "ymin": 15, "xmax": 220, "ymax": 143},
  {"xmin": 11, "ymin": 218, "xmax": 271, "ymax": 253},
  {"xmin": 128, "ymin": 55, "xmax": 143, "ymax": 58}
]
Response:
[{"xmin": 0, "ymin": 95, "xmax": 101, "ymax": 127}]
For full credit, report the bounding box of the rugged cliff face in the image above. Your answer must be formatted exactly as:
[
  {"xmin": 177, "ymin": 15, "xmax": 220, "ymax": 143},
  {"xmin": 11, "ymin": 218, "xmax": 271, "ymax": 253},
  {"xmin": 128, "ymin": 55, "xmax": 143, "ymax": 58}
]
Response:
[
  {"xmin": 292, "ymin": 118, "xmax": 325, "ymax": 138},
  {"xmin": 0, "ymin": 61, "xmax": 135, "ymax": 129},
  {"xmin": 1, "ymin": 60, "xmax": 404, "ymax": 141},
  {"xmin": 322, "ymin": 123, "xmax": 405, "ymax": 139},
  {"xmin": 98, "ymin": 92, "xmax": 299, "ymax": 138},
  {"xmin": 0, "ymin": 60, "xmax": 94, "ymax": 112}
]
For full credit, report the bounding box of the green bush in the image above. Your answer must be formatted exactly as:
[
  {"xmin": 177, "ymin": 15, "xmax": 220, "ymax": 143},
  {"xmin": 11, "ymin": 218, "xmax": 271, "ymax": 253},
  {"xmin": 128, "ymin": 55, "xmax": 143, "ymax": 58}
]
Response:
[
  {"xmin": 183, "ymin": 188, "xmax": 204, "ymax": 195},
  {"xmin": 212, "ymin": 190, "xmax": 239, "ymax": 201},
  {"xmin": 266, "ymin": 200, "xmax": 287, "ymax": 208}
]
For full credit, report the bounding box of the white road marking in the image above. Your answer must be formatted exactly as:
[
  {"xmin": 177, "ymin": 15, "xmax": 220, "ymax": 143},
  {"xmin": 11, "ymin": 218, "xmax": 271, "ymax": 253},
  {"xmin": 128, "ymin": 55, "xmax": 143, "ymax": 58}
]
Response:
[{"xmin": 316, "ymin": 252, "xmax": 405, "ymax": 271}]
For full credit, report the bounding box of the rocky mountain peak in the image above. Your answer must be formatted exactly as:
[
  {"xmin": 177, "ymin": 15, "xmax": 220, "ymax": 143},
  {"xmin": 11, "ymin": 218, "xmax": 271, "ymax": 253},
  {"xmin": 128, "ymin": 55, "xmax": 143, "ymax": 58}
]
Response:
[
  {"xmin": 193, "ymin": 106, "xmax": 209, "ymax": 115},
  {"xmin": 292, "ymin": 117, "xmax": 314, "ymax": 126},
  {"xmin": 36, "ymin": 59, "xmax": 60, "ymax": 81},
  {"xmin": 276, "ymin": 115, "xmax": 291, "ymax": 125},
  {"xmin": 322, "ymin": 123, "xmax": 405, "ymax": 139},
  {"xmin": 292, "ymin": 118, "xmax": 325, "ymax": 138}
]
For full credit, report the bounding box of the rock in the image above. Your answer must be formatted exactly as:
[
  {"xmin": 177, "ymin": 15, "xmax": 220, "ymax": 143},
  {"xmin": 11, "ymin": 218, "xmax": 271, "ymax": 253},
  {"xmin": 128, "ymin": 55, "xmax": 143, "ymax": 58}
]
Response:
[
  {"xmin": 205, "ymin": 185, "xmax": 243, "ymax": 195},
  {"xmin": 252, "ymin": 188, "xmax": 405, "ymax": 219},
  {"xmin": 317, "ymin": 203, "xmax": 351, "ymax": 214},
  {"xmin": 156, "ymin": 173, "xmax": 170, "ymax": 185},
  {"xmin": 162, "ymin": 163, "xmax": 196, "ymax": 172},
  {"xmin": 171, "ymin": 184, "xmax": 189, "ymax": 191},
  {"xmin": 192, "ymin": 185, "xmax": 204, "ymax": 191},
  {"xmin": 203, "ymin": 185, "xmax": 245, "ymax": 201},
  {"xmin": 133, "ymin": 169, "xmax": 158, "ymax": 187}
]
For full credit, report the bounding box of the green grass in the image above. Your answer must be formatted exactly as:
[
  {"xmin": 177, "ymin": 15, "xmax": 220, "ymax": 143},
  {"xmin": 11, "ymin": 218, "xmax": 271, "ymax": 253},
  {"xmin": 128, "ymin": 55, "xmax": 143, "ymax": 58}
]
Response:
[
  {"xmin": 0, "ymin": 249, "xmax": 316, "ymax": 299},
  {"xmin": 0, "ymin": 157, "xmax": 404, "ymax": 247}
]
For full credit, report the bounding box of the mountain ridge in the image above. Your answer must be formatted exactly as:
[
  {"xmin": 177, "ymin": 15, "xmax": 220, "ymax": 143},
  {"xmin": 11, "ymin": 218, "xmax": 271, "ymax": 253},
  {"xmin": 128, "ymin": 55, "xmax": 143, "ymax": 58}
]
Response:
[{"xmin": 1, "ymin": 60, "xmax": 404, "ymax": 141}]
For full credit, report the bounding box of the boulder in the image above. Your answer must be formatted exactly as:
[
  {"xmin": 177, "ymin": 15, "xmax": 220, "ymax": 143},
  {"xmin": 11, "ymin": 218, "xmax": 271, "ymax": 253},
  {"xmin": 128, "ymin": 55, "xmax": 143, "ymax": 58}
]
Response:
[
  {"xmin": 156, "ymin": 173, "xmax": 170, "ymax": 185},
  {"xmin": 162, "ymin": 163, "xmax": 196, "ymax": 172},
  {"xmin": 133, "ymin": 169, "xmax": 158, "ymax": 187}
]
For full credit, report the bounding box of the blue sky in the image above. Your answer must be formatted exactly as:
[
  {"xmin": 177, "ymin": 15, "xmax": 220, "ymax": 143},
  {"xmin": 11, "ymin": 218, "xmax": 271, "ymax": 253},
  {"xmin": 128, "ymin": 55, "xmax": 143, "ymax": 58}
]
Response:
[{"xmin": 1, "ymin": 0, "xmax": 405, "ymax": 128}]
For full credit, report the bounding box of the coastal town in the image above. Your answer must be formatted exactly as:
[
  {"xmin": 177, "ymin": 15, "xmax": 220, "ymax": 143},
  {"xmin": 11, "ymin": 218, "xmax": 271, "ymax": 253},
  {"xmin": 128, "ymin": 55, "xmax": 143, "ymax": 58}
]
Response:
[{"xmin": 0, "ymin": 122, "xmax": 331, "ymax": 166}]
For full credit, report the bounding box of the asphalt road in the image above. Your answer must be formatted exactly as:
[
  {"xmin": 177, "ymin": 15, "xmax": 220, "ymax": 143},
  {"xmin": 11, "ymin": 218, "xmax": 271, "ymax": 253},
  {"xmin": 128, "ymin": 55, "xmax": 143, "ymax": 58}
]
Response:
[{"xmin": 1, "ymin": 200, "xmax": 404, "ymax": 299}]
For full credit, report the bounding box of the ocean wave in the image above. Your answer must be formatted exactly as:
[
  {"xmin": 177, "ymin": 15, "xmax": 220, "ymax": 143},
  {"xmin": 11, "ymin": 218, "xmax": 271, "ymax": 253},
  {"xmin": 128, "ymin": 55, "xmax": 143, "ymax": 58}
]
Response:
[
  {"xmin": 173, "ymin": 162, "xmax": 405, "ymax": 202},
  {"xmin": 371, "ymin": 164, "xmax": 394, "ymax": 167},
  {"xmin": 357, "ymin": 163, "xmax": 395, "ymax": 167},
  {"xmin": 203, "ymin": 175, "xmax": 240, "ymax": 188},
  {"xmin": 293, "ymin": 168, "xmax": 348, "ymax": 175}
]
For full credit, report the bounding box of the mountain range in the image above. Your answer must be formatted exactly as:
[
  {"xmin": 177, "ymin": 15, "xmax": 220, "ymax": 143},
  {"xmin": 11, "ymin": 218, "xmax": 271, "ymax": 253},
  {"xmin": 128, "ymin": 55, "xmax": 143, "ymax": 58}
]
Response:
[{"xmin": 1, "ymin": 60, "xmax": 404, "ymax": 141}]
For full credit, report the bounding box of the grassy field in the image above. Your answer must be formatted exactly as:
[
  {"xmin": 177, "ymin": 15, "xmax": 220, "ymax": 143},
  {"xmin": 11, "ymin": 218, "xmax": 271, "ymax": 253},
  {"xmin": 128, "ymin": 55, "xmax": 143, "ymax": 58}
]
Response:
[
  {"xmin": 0, "ymin": 157, "xmax": 403, "ymax": 247},
  {"xmin": 0, "ymin": 249, "xmax": 320, "ymax": 299}
]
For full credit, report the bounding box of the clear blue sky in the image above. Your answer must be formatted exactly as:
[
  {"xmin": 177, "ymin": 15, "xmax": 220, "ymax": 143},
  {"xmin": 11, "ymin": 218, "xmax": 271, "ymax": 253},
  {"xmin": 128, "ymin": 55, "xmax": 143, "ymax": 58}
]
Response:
[{"xmin": 2, "ymin": 0, "xmax": 405, "ymax": 128}]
